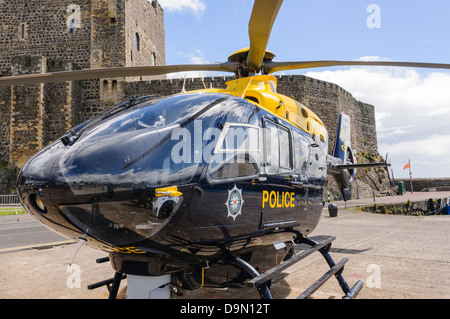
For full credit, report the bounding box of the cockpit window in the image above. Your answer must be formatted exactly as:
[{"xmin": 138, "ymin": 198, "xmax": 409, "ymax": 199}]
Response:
[
  {"xmin": 82, "ymin": 94, "xmax": 219, "ymax": 140},
  {"xmin": 207, "ymin": 105, "xmax": 261, "ymax": 182},
  {"xmin": 293, "ymin": 131, "xmax": 310, "ymax": 173},
  {"xmin": 264, "ymin": 119, "xmax": 292, "ymax": 174},
  {"xmin": 58, "ymin": 94, "xmax": 232, "ymax": 194}
]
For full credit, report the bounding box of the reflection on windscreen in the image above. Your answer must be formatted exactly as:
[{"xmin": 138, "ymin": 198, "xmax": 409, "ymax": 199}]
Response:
[
  {"xmin": 84, "ymin": 94, "xmax": 219, "ymax": 140},
  {"xmin": 207, "ymin": 105, "xmax": 262, "ymax": 182},
  {"xmin": 58, "ymin": 93, "xmax": 231, "ymax": 194}
]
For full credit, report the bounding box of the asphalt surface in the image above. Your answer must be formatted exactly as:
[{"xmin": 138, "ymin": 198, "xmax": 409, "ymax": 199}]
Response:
[
  {"xmin": 0, "ymin": 214, "xmax": 68, "ymax": 251},
  {"xmin": 334, "ymin": 191, "xmax": 450, "ymax": 209},
  {"xmin": 1, "ymin": 191, "xmax": 449, "ymax": 299}
]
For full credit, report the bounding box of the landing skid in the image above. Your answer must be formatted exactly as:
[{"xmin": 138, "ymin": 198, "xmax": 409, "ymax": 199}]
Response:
[
  {"xmin": 239, "ymin": 235, "xmax": 363, "ymax": 299},
  {"xmin": 87, "ymin": 257, "xmax": 127, "ymax": 299},
  {"xmin": 88, "ymin": 236, "xmax": 363, "ymax": 299}
]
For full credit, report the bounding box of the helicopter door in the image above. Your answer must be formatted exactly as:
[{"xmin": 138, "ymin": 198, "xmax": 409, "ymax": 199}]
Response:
[
  {"xmin": 261, "ymin": 119, "xmax": 295, "ymax": 228},
  {"xmin": 204, "ymin": 104, "xmax": 263, "ymax": 230}
]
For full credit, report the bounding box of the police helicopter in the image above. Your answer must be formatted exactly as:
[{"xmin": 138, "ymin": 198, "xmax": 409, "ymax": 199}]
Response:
[{"xmin": 2, "ymin": 0, "xmax": 450, "ymax": 299}]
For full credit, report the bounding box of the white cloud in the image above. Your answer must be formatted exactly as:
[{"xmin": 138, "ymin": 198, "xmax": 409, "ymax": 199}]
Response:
[
  {"xmin": 157, "ymin": 0, "xmax": 206, "ymax": 17},
  {"xmin": 186, "ymin": 49, "xmax": 207, "ymax": 65},
  {"xmin": 305, "ymin": 63, "xmax": 450, "ymax": 178},
  {"xmin": 379, "ymin": 134, "xmax": 450, "ymax": 179},
  {"xmin": 357, "ymin": 56, "xmax": 392, "ymax": 62},
  {"xmin": 426, "ymin": 107, "xmax": 449, "ymax": 117},
  {"xmin": 166, "ymin": 49, "xmax": 209, "ymax": 79}
]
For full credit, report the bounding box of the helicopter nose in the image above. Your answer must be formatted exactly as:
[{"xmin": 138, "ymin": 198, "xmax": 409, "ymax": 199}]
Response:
[
  {"xmin": 17, "ymin": 141, "xmax": 90, "ymax": 242},
  {"xmin": 17, "ymin": 141, "xmax": 65, "ymax": 217}
]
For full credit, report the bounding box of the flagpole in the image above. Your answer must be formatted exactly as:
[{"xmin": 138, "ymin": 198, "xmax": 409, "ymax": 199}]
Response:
[{"xmin": 408, "ymin": 159, "xmax": 413, "ymax": 194}]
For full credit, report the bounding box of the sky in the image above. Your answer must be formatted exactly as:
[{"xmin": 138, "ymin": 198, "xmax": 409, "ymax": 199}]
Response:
[{"xmin": 156, "ymin": 0, "xmax": 450, "ymax": 179}]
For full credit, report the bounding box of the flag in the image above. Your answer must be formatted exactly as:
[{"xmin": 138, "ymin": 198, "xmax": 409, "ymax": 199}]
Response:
[{"xmin": 404, "ymin": 163, "xmax": 410, "ymax": 170}]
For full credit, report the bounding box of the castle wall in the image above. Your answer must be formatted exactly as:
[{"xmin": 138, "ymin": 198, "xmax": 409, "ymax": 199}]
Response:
[
  {"xmin": 125, "ymin": 0, "xmax": 166, "ymax": 81},
  {"xmin": 0, "ymin": 0, "xmax": 166, "ymax": 168},
  {"xmin": 0, "ymin": 0, "xmax": 165, "ymax": 75},
  {"xmin": 0, "ymin": 86, "xmax": 11, "ymax": 162},
  {"xmin": 276, "ymin": 75, "xmax": 378, "ymax": 154},
  {"xmin": 0, "ymin": 0, "xmax": 93, "ymax": 73},
  {"xmin": 397, "ymin": 178, "xmax": 450, "ymax": 192}
]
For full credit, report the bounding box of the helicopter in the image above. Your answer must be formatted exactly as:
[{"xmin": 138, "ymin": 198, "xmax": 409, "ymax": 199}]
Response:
[{"xmin": 3, "ymin": 0, "xmax": 450, "ymax": 299}]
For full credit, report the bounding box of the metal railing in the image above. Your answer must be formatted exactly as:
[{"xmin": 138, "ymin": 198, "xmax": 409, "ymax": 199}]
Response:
[{"xmin": 0, "ymin": 194, "xmax": 24, "ymax": 214}]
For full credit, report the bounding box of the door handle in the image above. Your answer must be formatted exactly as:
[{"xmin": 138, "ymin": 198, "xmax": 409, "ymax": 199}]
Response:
[
  {"xmin": 287, "ymin": 181, "xmax": 304, "ymax": 188},
  {"xmin": 252, "ymin": 176, "xmax": 267, "ymax": 185}
]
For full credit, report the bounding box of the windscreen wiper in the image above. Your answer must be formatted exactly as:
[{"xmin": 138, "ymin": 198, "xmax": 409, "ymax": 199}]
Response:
[
  {"xmin": 101, "ymin": 94, "xmax": 161, "ymax": 120},
  {"xmin": 60, "ymin": 94, "xmax": 161, "ymax": 146}
]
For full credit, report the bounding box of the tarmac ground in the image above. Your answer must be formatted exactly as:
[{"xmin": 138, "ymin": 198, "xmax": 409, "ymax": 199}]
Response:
[{"xmin": 1, "ymin": 191, "xmax": 449, "ymax": 299}]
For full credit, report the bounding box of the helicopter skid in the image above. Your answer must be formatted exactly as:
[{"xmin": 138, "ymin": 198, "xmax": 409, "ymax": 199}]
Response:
[
  {"xmin": 93, "ymin": 235, "xmax": 362, "ymax": 299},
  {"xmin": 246, "ymin": 235, "xmax": 363, "ymax": 299}
]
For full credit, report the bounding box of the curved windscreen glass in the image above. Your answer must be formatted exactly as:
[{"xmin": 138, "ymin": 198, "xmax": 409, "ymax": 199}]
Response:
[
  {"xmin": 207, "ymin": 105, "xmax": 262, "ymax": 182},
  {"xmin": 80, "ymin": 94, "xmax": 220, "ymax": 140},
  {"xmin": 55, "ymin": 93, "xmax": 231, "ymax": 194}
]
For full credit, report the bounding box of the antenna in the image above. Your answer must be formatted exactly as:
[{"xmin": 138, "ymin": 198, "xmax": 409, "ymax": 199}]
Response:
[
  {"xmin": 201, "ymin": 76, "xmax": 207, "ymax": 90},
  {"xmin": 181, "ymin": 74, "xmax": 187, "ymax": 93}
]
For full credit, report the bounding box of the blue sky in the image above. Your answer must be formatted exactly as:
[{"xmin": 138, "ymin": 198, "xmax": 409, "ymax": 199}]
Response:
[{"xmin": 157, "ymin": 0, "xmax": 450, "ymax": 179}]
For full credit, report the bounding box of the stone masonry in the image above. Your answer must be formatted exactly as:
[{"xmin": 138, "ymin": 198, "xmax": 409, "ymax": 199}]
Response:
[{"xmin": 0, "ymin": 0, "xmax": 166, "ymax": 168}]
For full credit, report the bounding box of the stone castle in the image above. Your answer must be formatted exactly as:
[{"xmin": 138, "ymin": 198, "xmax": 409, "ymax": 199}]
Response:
[
  {"xmin": 0, "ymin": 0, "xmax": 385, "ymax": 197},
  {"xmin": 0, "ymin": 0, "xmax": 166, "ymax": 168}
]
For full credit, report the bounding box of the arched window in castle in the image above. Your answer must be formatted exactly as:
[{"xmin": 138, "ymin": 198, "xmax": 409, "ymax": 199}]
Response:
[
  {"xmin": 103, "ymin": 80, "xmax": 109, "ymax": 90},
  {"xmin": 135, "ymin": 33, "xmax": 140, "ymax": 51},
  {"xmin": 152, "ymin": 52, "xmax": 157, "ymax": 66},
  {"xmin": 112, "ymin": 80, "xmax": 118, "ymax": 92},
  {"xmin": 19, "ymin": 23, "xmax": 27, "ymax": 40}
]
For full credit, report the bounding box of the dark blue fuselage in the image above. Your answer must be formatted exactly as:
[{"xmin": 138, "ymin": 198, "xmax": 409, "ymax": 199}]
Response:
[{"xmin": 17, "ymin": 92, "xmax": 327, "ymax": 278}]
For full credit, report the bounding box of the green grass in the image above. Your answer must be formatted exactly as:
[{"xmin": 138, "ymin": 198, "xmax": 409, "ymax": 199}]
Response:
[{"xmin": 0, "ymin": 207, "xmax": 27, "ymax": 216}]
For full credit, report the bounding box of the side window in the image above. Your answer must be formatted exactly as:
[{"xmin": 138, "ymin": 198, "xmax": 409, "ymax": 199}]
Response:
[
  {"xmin": 278, "ymin": 127, "xmax": 291, "ymax": 169},
  {"xmin": 207, "ymin": 105, "xmax": 261, "ymax": 182},
  {"xmin": 265, "ymin": 121, "xmax": 279, "ymax": 171},
  {"xmin": 293, "ymin": 131, "xmax": 310, "ymax": 173},
  {"xmin": 264, "ymin": 119, "xmax": 292, "ymax": 174}
]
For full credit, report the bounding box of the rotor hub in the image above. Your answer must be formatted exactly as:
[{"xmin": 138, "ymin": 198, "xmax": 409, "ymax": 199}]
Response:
[{"xmin": 228, "ymin": 48, "xmax": 276, "ymax": 77}]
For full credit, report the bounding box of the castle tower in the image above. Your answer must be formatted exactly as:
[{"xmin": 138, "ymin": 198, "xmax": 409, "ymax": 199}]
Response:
[
  {"xmin": 0, "ymin": 0, "xmax": 165, "ymax": 74},
  {"xmin": 0, "ymin": 0, "xmax": 166, "ymax": 167}
]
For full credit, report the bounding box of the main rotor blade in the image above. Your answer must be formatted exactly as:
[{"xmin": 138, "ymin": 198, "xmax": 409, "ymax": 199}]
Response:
[
  {"xmin": 246, "ymin": 0, "xmax": 283, "ymax": 72},
  {"xmin": 0, "ymin": 63, "xmax": 237, "ymax": 87},
  {"xmin": 264, "ymin": 60, "xmax": 450, "ymax": 74}
]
